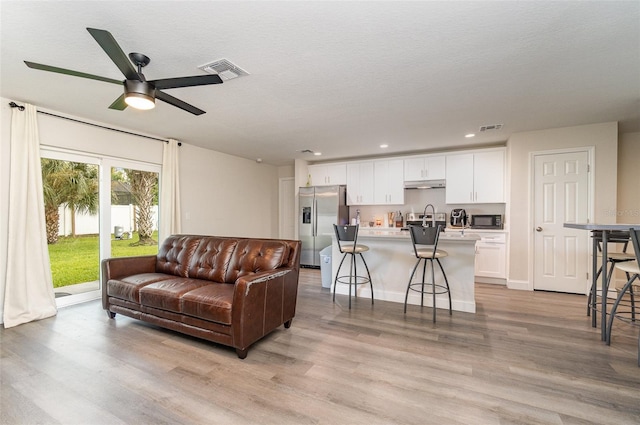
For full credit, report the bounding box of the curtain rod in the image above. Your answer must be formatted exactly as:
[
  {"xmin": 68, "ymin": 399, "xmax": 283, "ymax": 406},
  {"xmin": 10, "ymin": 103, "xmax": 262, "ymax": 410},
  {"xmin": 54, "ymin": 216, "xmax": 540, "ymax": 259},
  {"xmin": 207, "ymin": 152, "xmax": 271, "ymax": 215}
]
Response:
[{"xmin": 8, "ymin": 101, "xmax": 180, "ymax": 145}]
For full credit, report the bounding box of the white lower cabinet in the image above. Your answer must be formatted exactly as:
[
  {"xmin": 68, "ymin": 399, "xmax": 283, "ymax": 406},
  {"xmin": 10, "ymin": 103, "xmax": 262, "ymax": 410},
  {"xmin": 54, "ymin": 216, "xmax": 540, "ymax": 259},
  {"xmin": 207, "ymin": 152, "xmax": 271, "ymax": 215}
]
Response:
[{"xmin": 473, "ymin": 232, "xmax": 507, "ymax": 280}]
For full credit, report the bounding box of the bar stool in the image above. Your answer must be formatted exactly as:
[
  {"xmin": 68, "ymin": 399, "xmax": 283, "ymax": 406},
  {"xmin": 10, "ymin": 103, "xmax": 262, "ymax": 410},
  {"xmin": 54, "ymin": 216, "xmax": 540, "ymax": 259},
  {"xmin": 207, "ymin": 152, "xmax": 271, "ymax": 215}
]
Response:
[
  {"xmin": 404, "ymin": 225, "xmax": 451, "ymax": 322},
  {"xmin": 333, "ymin": 224, "xmax": 373, "ymax": 309},
  {"xmin": 606, "ymin": 228, "xmax": 640, "ymax": 366},
  {"xmin": 588, "ymin": 231, "xmax": 635, "ymax": 317}
]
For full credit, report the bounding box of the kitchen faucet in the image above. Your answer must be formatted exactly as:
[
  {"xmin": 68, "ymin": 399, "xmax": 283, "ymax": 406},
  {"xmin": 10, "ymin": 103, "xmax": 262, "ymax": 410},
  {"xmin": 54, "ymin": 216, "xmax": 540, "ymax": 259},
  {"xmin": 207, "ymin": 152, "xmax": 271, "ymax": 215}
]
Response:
[{"xmin": 422, "ymin": 204, "xmax": 435, "ymax": 227}]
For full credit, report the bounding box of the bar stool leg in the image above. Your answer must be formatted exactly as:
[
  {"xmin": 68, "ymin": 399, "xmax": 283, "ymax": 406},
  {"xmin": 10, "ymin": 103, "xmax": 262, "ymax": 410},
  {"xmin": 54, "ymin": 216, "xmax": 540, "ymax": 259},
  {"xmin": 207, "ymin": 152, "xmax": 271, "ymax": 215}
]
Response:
[
  {"xmin": 348, "ymin": 253, "xmax": 354, "ymax": 309},
  {"xmin": 405, "ymin": 259, "xmax": 421, "ymax": 314},
  {"xmin": 430, "ymin": 259, "xmax": 436, "ymax": 322},
  {"xmin": 437, "ymin": 258, "xmax": 452, "ymax": 315},
  {"xmin": 421, "ymin": 259, "xmax": 427, "ymax": 308},
  {"xmin": 333, "ymin": 253, "xmax": 348, "ymax": 303},
  {"xmin": 359, "ymin": 253, "xmax": 374, "ymax": 305}
]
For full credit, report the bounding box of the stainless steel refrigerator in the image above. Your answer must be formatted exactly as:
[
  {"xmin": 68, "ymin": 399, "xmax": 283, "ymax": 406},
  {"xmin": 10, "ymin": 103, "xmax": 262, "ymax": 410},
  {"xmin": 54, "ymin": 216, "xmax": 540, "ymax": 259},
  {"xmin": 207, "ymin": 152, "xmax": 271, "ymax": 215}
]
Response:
[{"xmin": 299, "ymin": 185, "xmax": 349, "ymax": 267}]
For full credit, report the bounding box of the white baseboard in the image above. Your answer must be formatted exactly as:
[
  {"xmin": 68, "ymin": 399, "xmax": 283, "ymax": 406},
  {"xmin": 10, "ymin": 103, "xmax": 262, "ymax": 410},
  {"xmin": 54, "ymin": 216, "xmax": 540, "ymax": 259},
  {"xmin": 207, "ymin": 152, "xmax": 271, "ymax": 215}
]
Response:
[{"xmin": 507, "ymin": 279, "xmax": 531, "ymax": 291}]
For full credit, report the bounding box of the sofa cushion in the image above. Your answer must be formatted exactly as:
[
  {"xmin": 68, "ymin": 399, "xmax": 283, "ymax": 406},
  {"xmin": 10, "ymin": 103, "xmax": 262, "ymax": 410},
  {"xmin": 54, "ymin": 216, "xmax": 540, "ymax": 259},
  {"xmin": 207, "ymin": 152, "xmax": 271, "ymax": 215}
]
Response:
[
  {"xmin": 187, "ymin": 238, "xmax": 238, "ymax": 282},
  {"xmin": 156, "ymin": 235, "xmax": 201, "ymax": 277},
  {"xmin": 107, "ymin": 273, "xmax": 175, "ymax": 303},
  {"xmin": 225, "ymin": 239, "xmax": 290, "ymax": 283},
  {"xmin": 139, "ymin": 278, "xmax": 210, "ymax": 313},
  {"xmin": 180, "ymin": 283, "xmax": 235, "ymax": 325}
]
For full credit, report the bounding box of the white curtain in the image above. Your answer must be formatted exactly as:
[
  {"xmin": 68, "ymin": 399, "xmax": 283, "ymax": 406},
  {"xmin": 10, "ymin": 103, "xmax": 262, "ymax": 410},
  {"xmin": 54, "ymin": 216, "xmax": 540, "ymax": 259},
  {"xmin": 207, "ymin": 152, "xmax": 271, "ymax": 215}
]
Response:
[
  {"xmin": 3, "ymin": 103, "xmax": 57, "ymax": 328},
  {"xmin": 159, "ymin": 138, "xmax": 181, "ymax": 243}
]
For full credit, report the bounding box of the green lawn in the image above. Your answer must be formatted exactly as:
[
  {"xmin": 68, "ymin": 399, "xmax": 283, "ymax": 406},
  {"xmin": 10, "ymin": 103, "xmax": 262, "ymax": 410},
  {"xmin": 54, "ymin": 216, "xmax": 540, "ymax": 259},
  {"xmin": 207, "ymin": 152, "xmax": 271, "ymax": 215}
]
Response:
[{"xmin": 48, "ymin": 232, "xmax": 158, "ymax": 288}]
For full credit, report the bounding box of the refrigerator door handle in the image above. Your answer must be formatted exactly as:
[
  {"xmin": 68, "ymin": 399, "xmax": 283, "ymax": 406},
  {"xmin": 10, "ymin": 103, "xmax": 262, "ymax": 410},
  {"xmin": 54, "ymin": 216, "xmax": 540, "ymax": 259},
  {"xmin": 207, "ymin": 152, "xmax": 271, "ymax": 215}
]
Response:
[{"xmin": 313, "ymin": 198, "xmax": 317, "ymax": 237}]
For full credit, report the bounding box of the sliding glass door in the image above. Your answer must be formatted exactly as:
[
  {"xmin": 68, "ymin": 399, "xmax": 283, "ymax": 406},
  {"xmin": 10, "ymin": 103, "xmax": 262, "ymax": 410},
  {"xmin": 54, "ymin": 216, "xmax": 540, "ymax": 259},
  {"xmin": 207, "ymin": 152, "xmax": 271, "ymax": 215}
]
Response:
[
  {"xmin": 41, "ymin": 150, "xmax": 160, "ymax": 307},
  {"xmin": 106, "ymin": 158, "xmax": 160, "ymax": 260}
]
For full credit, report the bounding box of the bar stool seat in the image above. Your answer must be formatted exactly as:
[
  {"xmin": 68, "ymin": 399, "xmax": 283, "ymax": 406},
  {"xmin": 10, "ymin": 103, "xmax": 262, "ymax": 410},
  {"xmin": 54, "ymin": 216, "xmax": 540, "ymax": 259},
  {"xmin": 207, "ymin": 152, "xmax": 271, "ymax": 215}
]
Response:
[
  {"xmin": 404, "ymin": 225, "xmax": 451, "ymax": 322},
  {"xmin": 333, "ymin": 224, "xmax": 374, "ymax": 309}
]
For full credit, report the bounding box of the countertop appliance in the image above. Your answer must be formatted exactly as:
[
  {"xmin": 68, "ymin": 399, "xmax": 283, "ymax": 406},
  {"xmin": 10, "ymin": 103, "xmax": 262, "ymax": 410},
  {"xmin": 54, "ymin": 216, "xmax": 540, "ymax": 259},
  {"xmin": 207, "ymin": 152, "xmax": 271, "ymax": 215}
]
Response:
[
  {"xmin": 299, "ymin": 185, "xmax": 349, "ymax": 267},
  {"xmin": 450, "ymin": 209, "xmax": 467, "ymax": 228},
  {"xmin": 404, "ymin": 212, "xmax": 446, "ymax": 230},
  {"xmin": 470, "ymin": 214, "xmax": 504, "ymax": 229}
]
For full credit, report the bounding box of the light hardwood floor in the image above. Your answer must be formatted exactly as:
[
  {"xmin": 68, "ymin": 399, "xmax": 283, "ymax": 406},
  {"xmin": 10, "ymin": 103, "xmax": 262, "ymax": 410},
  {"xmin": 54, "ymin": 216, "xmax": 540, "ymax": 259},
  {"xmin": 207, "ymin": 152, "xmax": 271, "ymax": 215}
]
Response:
[{"xmin": 2, "ymin": 269, "xmax": 639, "ymax": 425}]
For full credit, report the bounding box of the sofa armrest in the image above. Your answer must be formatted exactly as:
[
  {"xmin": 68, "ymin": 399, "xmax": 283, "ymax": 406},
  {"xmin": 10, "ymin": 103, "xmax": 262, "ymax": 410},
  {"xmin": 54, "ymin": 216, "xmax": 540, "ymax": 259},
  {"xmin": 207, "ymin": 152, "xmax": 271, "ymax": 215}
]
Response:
[
  {"xmin": 231, "ymin": 268, "xmax": 296, "ymax": 350},
  {"xmin": 101, "ymin": 255, "xmax": 157, "ymax": 310}
]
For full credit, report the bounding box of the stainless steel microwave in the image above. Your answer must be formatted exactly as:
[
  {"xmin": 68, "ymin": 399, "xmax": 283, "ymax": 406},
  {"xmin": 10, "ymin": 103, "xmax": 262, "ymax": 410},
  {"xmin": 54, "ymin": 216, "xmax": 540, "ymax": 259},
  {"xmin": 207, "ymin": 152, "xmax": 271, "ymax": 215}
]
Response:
[{"xmin": 470, "ymin": 214, "xmax": 503, "ymax": 229}]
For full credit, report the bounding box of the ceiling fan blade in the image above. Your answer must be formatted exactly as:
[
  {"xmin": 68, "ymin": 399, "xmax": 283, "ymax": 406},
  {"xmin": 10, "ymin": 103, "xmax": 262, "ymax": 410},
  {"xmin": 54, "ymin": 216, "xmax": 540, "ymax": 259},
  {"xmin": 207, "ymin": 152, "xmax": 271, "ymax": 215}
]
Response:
[
  {"xmin": 86, "ymin": 28, "xmax": 140, "ymax": 81},
  {"xmin": 151, "ymin": 74, "xmax": 223, "ymax": 90},
  {"xmin": 108, "ymin": 94, "xmax": 128, "ymax": 110},
  {"xmin": 155, "ymin": 90, "xmax": 206, "ymax": 115},
  {"xmin": 24, "ymin": 61, "xmax": 123, "ymax": 85}
]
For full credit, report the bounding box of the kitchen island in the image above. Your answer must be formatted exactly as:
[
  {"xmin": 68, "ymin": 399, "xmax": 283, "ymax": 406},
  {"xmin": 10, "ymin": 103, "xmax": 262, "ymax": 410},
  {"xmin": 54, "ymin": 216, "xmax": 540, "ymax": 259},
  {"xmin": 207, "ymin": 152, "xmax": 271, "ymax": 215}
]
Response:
[{"xmin": 330, "ymin": 227, "xmax": 479, "ymax": 313}]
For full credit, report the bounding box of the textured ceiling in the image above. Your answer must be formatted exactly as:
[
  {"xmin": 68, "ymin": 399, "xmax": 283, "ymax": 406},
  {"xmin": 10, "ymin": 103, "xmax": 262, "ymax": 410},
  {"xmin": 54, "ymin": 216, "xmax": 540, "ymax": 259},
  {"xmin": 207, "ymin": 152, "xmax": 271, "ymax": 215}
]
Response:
[{"xmin": 1, "ymin": 1, "xmax": 639, "ymax": 166}]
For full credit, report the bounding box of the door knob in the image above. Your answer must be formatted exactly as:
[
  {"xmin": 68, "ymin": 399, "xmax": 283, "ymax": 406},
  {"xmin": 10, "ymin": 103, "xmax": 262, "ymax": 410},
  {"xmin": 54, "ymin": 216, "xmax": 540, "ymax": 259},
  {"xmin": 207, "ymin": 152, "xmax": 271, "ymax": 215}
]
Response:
[{"xmin": 536, "ymin": 226, "xmax": 543, "ymax": 232}]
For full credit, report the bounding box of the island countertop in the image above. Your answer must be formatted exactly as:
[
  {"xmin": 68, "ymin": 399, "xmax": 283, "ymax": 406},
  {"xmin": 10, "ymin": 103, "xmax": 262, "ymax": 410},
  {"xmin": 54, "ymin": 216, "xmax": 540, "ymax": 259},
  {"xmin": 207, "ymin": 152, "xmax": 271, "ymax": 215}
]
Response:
[{"xmin": 330, "ymin": 227, "xmax": 478, "ymax": 313}]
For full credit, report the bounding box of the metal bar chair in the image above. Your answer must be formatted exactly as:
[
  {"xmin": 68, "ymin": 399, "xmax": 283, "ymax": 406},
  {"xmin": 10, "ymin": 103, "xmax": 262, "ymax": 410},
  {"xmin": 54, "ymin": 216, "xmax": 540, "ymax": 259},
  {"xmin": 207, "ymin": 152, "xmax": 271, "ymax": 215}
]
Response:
[
  {"xmin": 333, "ymin": 224, "xmax": 373, "ymax": 309},
  {"xmin": 404, "ymin": 225, "xmax": 451, "ymax": 322}
]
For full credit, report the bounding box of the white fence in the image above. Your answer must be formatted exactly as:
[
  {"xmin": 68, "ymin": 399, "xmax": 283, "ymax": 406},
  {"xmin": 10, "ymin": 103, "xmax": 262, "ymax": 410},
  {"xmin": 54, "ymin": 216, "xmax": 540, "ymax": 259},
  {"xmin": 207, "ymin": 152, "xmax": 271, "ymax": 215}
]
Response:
[{"xmin": 57, "ymin": 205, "xmax": 159, "ymax": 236}]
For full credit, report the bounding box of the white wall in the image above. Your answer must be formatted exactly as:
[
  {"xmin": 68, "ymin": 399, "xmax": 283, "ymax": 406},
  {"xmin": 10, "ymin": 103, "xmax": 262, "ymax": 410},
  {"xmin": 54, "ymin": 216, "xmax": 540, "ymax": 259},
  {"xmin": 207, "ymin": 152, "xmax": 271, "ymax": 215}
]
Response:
[
  {"xmin": 0, "ymin": 98, "xmax": 281, "ymax": 323},
  {"xmin": 617, "ymin": 132, "xmax": 640, "ymax": 222},
  {"xmin": 176, "ymin": 143, "xmax": 279, "ymax": 238},
  {"xmin": 506, "ymin": 121, "xmax": 619, "ymax": 288}
]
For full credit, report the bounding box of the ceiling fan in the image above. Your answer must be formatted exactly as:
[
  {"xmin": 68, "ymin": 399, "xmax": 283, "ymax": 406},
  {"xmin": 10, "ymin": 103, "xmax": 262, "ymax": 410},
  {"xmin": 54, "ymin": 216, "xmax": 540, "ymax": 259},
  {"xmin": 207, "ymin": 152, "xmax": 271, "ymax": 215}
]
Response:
[{"xmin": 24, "ymin": 27, "xmax": 223, "ymax": 115}]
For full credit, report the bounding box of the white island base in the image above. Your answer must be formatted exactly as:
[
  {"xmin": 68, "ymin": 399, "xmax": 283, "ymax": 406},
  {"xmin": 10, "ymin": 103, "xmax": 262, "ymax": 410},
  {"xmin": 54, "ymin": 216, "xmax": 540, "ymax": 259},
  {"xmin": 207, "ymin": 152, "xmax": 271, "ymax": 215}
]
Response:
[{"xmin": 331, "ymin": 228, "xmax": 479, "ymax": 313}]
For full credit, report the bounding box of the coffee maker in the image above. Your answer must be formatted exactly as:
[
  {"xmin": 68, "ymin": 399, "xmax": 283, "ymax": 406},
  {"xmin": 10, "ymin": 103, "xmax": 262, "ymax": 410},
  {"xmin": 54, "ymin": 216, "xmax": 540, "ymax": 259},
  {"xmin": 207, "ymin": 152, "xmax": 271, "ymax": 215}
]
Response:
[{"xmin": 450, "ymin": 209, "xmax": 467, "ymax": 228}]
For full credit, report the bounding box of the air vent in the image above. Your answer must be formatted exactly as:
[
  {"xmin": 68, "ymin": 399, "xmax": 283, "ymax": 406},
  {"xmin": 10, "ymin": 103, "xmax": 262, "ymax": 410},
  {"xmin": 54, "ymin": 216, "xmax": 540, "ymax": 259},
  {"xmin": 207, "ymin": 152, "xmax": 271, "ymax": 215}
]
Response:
[
  {"xmin": 198, "ymin": 59, "xmax": 249, "ymax": 81},
  {"xmin": 479, "ymin": 124, "xmax": 503, "ymax": 132},
  {"xmin": 299, "ymin": 149, "xmax": 314, "ymax": 154}
]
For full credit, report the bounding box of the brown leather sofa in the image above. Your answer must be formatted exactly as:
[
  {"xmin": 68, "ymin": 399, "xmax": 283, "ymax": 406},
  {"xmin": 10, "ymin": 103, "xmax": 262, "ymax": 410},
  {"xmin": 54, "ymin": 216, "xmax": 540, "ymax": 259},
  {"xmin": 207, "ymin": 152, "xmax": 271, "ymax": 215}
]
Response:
[{"xmin": 101, "ymin": 234, "xmax": 301, "ymax": 359}]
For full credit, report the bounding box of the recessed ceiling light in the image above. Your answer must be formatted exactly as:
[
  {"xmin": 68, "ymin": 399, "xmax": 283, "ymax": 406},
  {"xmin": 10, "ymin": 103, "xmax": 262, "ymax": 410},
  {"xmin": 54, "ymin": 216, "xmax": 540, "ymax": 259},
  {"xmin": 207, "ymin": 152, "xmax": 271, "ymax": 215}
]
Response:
[
  {"xmin": 380, "ymin": 144, "xmax": 389, "ymax": 148},
  {"xmin": 465, "ymin": 133, "xmax": 475, "ymax": 138},
  {"xmin": 314, "ymin": 152, "xmax": 322, "ymax": 156}
]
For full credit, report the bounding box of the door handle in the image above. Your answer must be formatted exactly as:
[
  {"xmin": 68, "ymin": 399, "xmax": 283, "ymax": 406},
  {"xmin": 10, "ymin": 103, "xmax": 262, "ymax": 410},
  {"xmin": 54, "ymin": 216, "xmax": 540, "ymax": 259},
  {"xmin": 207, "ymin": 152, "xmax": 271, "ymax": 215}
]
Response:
[{"xmin": 536, "ymin": 226, "xmax": 543, "ymax": 232}]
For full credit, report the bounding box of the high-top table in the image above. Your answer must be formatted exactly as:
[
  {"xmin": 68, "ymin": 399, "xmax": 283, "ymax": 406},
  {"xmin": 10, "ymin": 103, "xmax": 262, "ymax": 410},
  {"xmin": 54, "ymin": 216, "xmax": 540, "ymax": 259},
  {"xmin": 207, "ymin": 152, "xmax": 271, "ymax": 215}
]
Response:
[{"xmin": 563, "ymin": 223, "xmax": 640, "ymax": 341}]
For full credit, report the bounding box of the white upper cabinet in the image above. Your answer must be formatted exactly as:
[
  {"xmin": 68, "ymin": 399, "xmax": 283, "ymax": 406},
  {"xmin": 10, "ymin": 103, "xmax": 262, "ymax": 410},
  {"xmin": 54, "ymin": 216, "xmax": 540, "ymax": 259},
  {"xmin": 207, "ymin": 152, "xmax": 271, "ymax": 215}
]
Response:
[
  {"xmin": 346, "ymin": 161, "xmax": 374, "ymax": 205},
  {"xmin": 404, "ymin": 155, "xmax": 445, "ymax": 181},
  {"xmin": 445, "ymin": 148, "xmax": 505, "ymax": 204},
  {"xmin": 308, "ymin": 163, "xmax": 347, "ymax": 186},
  {"xmin": 374, "ymin": 159, "xmax": 404, "ymax": 205}
]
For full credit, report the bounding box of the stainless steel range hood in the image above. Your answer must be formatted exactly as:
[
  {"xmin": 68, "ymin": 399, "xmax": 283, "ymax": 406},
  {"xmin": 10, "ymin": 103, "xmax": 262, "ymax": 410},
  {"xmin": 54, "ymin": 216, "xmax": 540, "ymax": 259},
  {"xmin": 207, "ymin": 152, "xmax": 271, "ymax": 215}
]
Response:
[{"xmin": 404, "ymin": 179, "xmax": 446, "ymax": 190}]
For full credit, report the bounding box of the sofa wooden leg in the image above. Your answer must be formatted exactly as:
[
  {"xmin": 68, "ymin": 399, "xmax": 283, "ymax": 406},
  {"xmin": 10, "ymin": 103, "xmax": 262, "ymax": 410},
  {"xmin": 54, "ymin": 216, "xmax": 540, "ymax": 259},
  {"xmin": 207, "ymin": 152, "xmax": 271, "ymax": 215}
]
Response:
[
  {"xmin": 106, "ymin": 310, "xmax": 116, "ymax": 319},
  {"xmin": 284, "ymin": 319, "xmax": 292, "ymax": 329},
  {"xmin": 236, "ymin": 348, "xmax": 248, "ymax": 359}
]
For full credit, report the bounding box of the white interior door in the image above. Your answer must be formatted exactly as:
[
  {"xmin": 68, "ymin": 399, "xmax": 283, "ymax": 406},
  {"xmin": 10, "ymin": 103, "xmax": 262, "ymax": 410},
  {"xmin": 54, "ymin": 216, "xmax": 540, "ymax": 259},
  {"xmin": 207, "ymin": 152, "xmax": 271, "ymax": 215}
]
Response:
[{"xmin": 533, "ymin": 151, "xmax": 590, "ymax": 294}]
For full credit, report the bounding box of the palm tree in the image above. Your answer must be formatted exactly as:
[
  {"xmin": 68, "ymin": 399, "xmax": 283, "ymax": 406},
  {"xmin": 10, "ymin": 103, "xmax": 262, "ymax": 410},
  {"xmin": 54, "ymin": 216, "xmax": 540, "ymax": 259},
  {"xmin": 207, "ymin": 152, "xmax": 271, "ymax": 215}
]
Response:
[
  {"xmin": 125, "ymin": 169, "xmax": 158, "ymax": 246},
  {"xmin": 41, "ymin": 159, "xmax": 99, "ymax": 244}
]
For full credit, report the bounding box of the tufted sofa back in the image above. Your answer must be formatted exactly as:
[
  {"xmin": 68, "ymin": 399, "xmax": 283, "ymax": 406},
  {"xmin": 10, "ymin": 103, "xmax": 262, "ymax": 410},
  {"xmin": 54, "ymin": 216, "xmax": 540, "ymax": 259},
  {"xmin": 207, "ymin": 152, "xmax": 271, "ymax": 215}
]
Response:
[{"xmin": 156, "ymin": 235, "xmax": 297, "ymax": 283}]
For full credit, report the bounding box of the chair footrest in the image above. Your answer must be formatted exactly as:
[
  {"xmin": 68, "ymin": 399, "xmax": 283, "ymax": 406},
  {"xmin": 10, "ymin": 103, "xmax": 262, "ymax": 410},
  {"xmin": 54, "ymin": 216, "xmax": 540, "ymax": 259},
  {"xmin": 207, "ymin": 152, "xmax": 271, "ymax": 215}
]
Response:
[
  {"xmin": 407, "ymin": 282, "xmax": 449, "ymax": 295},
  {"xmin": 336, "ymin": 275, "xmax": 370, "ymax": 285}
]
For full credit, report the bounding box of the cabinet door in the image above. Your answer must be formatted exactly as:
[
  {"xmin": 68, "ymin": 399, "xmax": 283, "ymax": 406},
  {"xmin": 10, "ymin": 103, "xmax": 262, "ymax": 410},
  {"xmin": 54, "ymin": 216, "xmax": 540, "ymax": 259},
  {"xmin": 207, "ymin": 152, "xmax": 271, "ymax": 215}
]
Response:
[
  {"xmin": 308, "ymin": 165, "xmax": 326, "ymax": 186},
  {"xmin": 374, "ymin": 159, "xmax": 404, "ymax": 204},
  {"xmin": 326, "ymin": 163, "xmax": 347, "ymax": 185},
  {"xmin": 475, "ymin": 241, "xmax": 506, "ymax": 278},
  {"xmin": 404, "ymin": 157, "xmax": 425, "ymax": 181},
  {"xmin": 346, "ymin": 162, "xmax": 374, "ymax": 205},
  {"xmin": 473, "ymin": 150, "xmax": 505, "ymax": 203},
  {"xmin": 386, "ymin": 159, "xmax": 404, "ymax": 204},
  {"xmin": 358, "ymin": 162, "xmax": 375, "ymax": 205},
  {"xmin": 424, "ymin": 155, "xmax": 446, "ymax": 180},
  {"xmin": 445, "ymin": 154, "xmax": 474, "ymax": 204},
  {"xmin": 308, "ymin": 164, "xmax": 346, "ymax": 186}
]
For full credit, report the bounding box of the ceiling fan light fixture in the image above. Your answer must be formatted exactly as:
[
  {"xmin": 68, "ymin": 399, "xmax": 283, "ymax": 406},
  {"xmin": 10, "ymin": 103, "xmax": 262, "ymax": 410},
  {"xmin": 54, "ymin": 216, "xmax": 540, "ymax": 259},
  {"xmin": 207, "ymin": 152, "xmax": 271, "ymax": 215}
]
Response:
[{"xmin": 124, "ymin": 80, "xmax": 155, "ymax": 110}]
